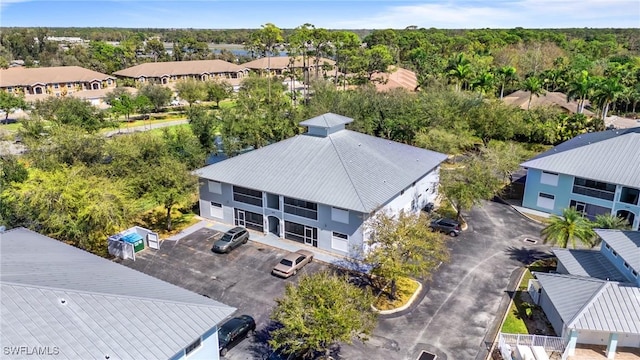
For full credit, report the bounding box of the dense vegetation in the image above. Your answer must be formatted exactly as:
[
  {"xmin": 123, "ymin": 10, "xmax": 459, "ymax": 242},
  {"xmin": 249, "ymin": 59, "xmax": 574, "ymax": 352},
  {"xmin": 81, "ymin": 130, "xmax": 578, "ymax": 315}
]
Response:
[{"xmin": 1, "ymin": 25, "xmax": 638, "ymax": 256}]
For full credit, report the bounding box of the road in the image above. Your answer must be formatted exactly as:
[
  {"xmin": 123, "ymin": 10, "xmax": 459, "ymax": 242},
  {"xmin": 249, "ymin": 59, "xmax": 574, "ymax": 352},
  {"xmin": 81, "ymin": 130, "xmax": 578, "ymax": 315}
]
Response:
[{"xmin": 338, "ymin": 199, "xmax": 547, "ymax": 360}]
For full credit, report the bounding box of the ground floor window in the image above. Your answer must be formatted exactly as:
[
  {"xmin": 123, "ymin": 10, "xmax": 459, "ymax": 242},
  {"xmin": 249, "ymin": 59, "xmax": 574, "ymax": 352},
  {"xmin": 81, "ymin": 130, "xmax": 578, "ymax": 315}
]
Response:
[
  {"xmin": 235, "ymin": 208, "xmax": 263, "ymax": 232},
  {"xmin": 536, "ymin": 192, "xmax": 555, "ymax": 210},
  {"xmin": 284, "ymin": 221, "xmax": 317, "ymax": 247},
  {"xmin": 331, "ymin": 232, "xmax": 349, "ymax": 252},
  {"xmin": 210, "ymin": 202, "xmax": 223, "ymax": 219},
  {"xmin": 569, "ymin": 200, "xmax": 611, "ymax": 220}
]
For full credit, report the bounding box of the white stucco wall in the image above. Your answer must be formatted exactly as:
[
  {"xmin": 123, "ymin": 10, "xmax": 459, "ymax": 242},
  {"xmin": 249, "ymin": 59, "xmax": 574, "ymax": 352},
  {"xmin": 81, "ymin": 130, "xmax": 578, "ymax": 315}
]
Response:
[{"xmin": 379, "ymin": 167, "xmax": 440, "ymax": 216}]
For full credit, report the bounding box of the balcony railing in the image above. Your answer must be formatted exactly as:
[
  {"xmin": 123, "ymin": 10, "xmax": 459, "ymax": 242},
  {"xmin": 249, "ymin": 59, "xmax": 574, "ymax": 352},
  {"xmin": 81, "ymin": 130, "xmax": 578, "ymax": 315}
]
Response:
[{"xmin": 572, "ymin": 185, "xmax": 615, "ymax": 201}]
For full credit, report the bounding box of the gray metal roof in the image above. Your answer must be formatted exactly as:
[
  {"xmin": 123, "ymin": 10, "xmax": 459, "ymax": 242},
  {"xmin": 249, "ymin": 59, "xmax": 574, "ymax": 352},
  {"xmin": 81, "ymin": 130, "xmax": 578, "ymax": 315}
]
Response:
[
  {"xmin": 195, "ymin": 118, "xmax": 447, "ymax": 213},
  {"xmin": 568, "ymin": 282, "xmax": 640, "ymax": 334},
  {"xmin": 553, "ymin": 248, "xmax": 627, "ymax": 282},
  {"xmin": 299, "ymin": 112, "xmax": 353, "ymax": 128},
  {"xmin": 595, "ymin": 229, "xmax": 640, "ymax": 271},
  {"xmin": 521, "ymin": 127, "xmax": 640, "ymax": 188},
  {"xmin": 1, "ymin": 228, "xmax": 236, "ymax": 360},
  {"xmin": 534, "ymin": 272, "xmax": 605, "ymax": 324},
  {"xmin": 535, "ymin": 273, "xmax": 640, "ymax": 335}
]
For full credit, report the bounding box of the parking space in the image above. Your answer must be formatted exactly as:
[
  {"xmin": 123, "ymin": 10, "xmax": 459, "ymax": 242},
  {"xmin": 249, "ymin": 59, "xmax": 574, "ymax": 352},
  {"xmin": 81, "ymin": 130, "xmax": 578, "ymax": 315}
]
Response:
[{"xmin": 118, "ymin": 227, "xmax": 327, "ymax": 359}]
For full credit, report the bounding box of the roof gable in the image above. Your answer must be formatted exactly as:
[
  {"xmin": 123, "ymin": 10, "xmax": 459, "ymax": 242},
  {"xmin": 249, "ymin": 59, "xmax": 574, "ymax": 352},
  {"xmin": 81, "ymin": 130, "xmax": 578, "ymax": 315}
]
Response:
[
  {"xmin": 535, "ymin": 273, "xmax": 640, "ymax": 335},
  {"xmin": 595, "ymin": 229, "xmax": 640, "ymax": 271},
  {"xmin": 535, "ymin": 272, "xmax": 605, "ymax": 324},
  {"xmin": 195, "ymin": 115, "xmax": 447, "ymax": 212},
  {"xmin": 521, "ymin": 127, "xmax": 640, "ymax": 188}
]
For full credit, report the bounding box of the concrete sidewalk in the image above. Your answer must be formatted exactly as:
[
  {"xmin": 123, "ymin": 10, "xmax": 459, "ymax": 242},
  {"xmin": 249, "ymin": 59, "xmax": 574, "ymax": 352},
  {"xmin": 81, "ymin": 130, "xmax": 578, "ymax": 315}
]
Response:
[{"xmin": 168, "ymin": 218, "xmax": 351, "ymax": 266}]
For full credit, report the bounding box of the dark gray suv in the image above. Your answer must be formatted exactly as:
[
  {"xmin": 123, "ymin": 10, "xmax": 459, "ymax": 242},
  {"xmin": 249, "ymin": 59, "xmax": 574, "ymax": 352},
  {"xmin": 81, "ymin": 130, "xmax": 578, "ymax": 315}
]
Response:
[
  {"xmin": 212, "ymin": 227, "xmax": 249, "ymax": 253},
  {"xmin": 429, "ymin": 218, "xmax": 461, "ymax": 236}
]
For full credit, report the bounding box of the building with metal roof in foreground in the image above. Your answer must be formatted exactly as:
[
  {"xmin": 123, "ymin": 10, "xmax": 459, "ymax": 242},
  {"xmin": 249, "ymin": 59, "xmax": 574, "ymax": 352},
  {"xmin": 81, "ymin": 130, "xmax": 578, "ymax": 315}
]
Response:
[
  {"xmin": 526, "ymin": 229, "xmax": 640, "ymax": 358},
  {"xmin": 194, "ymin": 113, "xmax": 448, "ymax": 258},
  {"xmin": 0, "ymin": 227, "xmax": 236, "ymax": 360},
  {"xmin": 520, "ymin": 126, "xmax": 640, "ymax": 231}
]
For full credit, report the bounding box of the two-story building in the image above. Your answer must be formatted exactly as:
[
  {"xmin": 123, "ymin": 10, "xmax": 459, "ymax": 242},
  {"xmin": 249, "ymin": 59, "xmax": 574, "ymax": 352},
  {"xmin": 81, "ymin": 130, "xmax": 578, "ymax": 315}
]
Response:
[
  {"xmin": 528, "ymin": 230, "xmax": 640, "ymax": 358},
  {"xmin": 0, "ymin": 65, "xmax": 116, "ymax": 102},
  {"xmin": 520, "ymin": 127, "xmax": 640, "ymax": 230},
  {"xmin": 193, "ymin": 113, "xmax": 448, "ymax": 258},
  {"xmin": 242, "ymin": 56, "xmax": 336, "ymax": 77},
  {"xmin": 1, "ymin": 227, "xmax": 236, "ymax": 360},
  {"xmin": 113, "ymin": 60, "xmax": 249, "ymax": 88}
]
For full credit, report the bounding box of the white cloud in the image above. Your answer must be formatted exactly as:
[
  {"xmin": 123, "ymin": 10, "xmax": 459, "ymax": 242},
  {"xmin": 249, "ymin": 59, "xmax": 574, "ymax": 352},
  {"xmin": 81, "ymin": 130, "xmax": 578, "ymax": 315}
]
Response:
[
  {"xmin": 330, "ymin": 0, "xmax": 640, "ymax": 29},
  {"xmin": 0, "ymin": 0, "xmax": 31, "ymax": 10}
]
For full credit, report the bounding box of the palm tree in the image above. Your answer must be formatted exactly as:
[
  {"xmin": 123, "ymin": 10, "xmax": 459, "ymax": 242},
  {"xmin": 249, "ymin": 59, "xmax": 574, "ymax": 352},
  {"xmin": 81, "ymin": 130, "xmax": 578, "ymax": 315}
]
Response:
[
  {"xmin": 592, "ymin": 77, "xmax": 624, "ymax": 123},
  {"xmin": 592, "ymin": 213, "xmax": 631, "ymax": 230},
  {"xmin": 447, "ymin": 53, "xmax": 471, "ymax": 91},
  {"xmin": 497, "ymin": 66, "xmax": 517, "ymax": 99},
  {"xmin": 522, "ymin": 76, "xmax": 545, "ymax": 110},
  {"xmin": 250, "ymin": 23, "xmax": 284, "ymax": 103},
  {"xmin": 541, "ymin": 208, "xmax": 595, "ymax": 249},
  {"xmin": 566, "ymin": 70, "xmax": 593, "ymax": 114},
  {"xmin": 471, "ymin": 71, "xmax": 495, "ymax": 96}
]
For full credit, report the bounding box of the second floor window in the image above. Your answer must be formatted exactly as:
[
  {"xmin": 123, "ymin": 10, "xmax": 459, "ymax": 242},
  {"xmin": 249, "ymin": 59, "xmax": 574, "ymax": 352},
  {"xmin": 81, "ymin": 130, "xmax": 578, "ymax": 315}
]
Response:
[{"xmin": 233, "ymin": 186, "xmax": 263, "ymax": 207}]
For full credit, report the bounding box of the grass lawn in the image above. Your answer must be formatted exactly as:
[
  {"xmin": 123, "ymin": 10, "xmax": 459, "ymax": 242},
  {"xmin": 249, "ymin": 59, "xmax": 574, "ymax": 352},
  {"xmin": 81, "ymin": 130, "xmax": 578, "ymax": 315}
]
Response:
[
  {"xmin": 501, "ymin": 262, "xmax": 557, "ymax": 335},
  {"xmin": 502, "ymin": 300, "xmax": 529, "ymax": 333},
  {"xmin": 373, "ymin": 277, "xmax": 420, "ymax": 311}
]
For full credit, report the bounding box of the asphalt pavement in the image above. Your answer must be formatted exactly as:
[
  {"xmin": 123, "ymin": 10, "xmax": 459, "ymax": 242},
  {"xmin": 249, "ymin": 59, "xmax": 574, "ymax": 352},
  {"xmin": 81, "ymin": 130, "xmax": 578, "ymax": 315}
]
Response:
[{"xmin": 337, "ymin": 199, "xmax": 547, "ymax": 360}]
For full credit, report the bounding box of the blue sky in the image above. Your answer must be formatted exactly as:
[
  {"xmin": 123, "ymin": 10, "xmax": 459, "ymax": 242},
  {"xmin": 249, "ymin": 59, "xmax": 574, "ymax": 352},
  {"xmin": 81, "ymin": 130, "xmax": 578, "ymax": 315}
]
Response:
[{"xmin": 1, "ymin": 0, "xmax": 638, "ymax": 29}]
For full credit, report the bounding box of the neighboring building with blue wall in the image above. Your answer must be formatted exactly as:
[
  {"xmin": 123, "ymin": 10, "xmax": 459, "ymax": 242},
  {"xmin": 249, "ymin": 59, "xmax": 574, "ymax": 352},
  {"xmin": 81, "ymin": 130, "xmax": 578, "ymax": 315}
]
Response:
[
  {"xmin": 194, "ymin": 113, "xmax": 447, "ymax": 258},
  {"xmin": 527, "ymin": 229, "xmax": 640, "ymax": 357},
  {"xmin": 521, "ymin": 127, "xmax": 640, "ymax": 231}
]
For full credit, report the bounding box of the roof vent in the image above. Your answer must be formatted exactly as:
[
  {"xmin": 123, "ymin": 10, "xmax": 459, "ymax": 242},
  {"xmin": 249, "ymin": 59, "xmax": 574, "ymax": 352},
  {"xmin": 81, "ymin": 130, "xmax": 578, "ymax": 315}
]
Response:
[{"xmin": 60, "ymin": 299, "xmax": 67, "ymax": 305}]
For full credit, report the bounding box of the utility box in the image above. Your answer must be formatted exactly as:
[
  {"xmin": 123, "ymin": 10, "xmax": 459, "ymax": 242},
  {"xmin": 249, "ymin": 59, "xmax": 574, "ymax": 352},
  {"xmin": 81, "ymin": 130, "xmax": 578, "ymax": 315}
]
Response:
[{"xmin": 121, "ymin": 233, "xmax": 144, "ymax": 252}]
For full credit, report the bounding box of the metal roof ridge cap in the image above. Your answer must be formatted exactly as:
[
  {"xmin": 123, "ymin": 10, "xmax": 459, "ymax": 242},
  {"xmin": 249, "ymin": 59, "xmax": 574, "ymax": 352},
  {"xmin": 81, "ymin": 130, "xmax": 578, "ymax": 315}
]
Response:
[
  {"xmin": 1, "ymin": 280, "xmax": 235, "ymax": 311},
  {"xmin": 566, "ymin": 280, "xmax": 611, "ymax": 329},
  {"xmin": 328, "ymin": 134, "xmax": 368, "ymax": 212}
]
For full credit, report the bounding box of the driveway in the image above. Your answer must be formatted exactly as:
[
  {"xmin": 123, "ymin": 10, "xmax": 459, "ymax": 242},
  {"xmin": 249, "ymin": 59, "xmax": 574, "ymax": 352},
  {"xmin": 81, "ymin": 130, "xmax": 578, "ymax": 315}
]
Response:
[
  {"xmin": 338, "ymin": 199, "xmax": 547, "ymax": 360},
  {"xmin": 118, "ymin": 227, "xmax": 327, "ymax": 359}
]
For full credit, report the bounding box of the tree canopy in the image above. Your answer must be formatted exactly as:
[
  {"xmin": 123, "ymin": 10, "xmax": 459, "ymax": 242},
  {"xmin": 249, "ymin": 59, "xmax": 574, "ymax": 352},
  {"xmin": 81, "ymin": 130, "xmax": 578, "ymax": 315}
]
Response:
[{"xmin": 269, "ymin": 271, "xmax": 377, "ymax": 359}]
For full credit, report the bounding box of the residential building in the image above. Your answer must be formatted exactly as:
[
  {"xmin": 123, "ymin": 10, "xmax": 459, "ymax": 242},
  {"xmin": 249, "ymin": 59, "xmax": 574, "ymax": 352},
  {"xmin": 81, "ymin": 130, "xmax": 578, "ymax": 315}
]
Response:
[
  {"xmin": 194, "ymin": 113, "xmax": 448, "ymax": 257},
  {"xmin": 242, "ymin": 56, "xmax": 336, "ymax": 77},
  {"xmin": 0, "ymin": 227, "xmax": 236, "ymax": 360},
  {"xmin": 113, "ymin": 60, "xmax": 248, "ymax": 88},
  {"xmin": 0, "ymin": 65, "xmax": 116, "ymax": 102},
  {"xmin": 520, "ymin": 127, "xmax": 640, "ymax": 230},
  {"xmin": 527, "ymin": 230, "xmax": 640, "ymax": 358},
  {"xmin": 503, "ymin": 90, "xmax": 595, "ymax": 116},
  {"xmin": 370, "ymin": 66, "xmax": 419, "ymax": 92}
]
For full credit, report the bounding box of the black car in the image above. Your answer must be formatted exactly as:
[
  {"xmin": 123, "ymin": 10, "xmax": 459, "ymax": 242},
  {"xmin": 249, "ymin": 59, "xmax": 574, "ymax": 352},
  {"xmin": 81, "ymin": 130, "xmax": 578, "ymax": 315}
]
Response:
[
  {"xmin": 429, "ymin": 218, "xmax": 461, "ymax": 236},
  {"xmin": 212, "ymin": 227, "xmax": 249, "ymax": 253},
  {"xmin": 218, "ymin": 315, "xmax": 256, "ymax": 357}
]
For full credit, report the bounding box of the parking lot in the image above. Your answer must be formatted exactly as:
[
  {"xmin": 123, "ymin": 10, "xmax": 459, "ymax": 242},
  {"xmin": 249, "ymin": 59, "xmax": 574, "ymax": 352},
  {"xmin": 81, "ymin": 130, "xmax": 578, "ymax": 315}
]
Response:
[{"xmin": 119, "ymin": 226, "xmax": 327, "ymax": 359}]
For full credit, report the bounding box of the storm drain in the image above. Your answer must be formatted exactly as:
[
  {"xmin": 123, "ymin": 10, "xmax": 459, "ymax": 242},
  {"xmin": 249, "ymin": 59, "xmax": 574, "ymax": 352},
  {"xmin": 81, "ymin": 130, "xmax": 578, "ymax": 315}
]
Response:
[
  {"xmin": 417, "ymin": 351, "xmax": 437, "ymax": 360},
  {"xmin": 524, "ymin": 238, "xmax": 538, "ymax": 244}
]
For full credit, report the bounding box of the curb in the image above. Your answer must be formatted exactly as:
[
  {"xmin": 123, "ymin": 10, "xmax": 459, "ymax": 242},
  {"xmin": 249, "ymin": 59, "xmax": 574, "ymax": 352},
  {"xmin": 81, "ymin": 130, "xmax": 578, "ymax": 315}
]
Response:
[
  {"xmin": 494, "ymin": 196, "xmax": 546, "ymax": 225},
  {"xmin": 372, "ymin": 279, "xmax": 423, "ymax": 315},
  {"xmin": 476, "ymin": 266, "xmax": 528, "ymax": 360}
]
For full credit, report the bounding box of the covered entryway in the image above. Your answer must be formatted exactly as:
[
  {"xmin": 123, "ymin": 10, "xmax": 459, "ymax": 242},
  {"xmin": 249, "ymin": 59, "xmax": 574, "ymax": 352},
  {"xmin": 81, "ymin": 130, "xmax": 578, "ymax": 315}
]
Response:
[
  {"xmin": 268, "ymin": 216, "xmax": 280, "ymax": 236},
  {"xmin": 616, "ymin": 210, "xmax": 635, "ymax": 228}
]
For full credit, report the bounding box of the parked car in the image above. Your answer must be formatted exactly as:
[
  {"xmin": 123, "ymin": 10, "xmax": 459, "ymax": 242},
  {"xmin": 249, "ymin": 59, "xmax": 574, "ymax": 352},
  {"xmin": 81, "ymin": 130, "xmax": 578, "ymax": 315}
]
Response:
[
  {"xmin": 272, "ymin": 250, "xmax": 314, "ymax": 278},
  {"xmin": 218, "ymin": 315, "xmax": 256, "ymax": 357},
  {"xmin": 429, "ymin": 218, "xmax": 461, "ymax": 236},
  {"xmin": 212, "ymin": 227, "xmax": 249, "ymax": 253}
]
